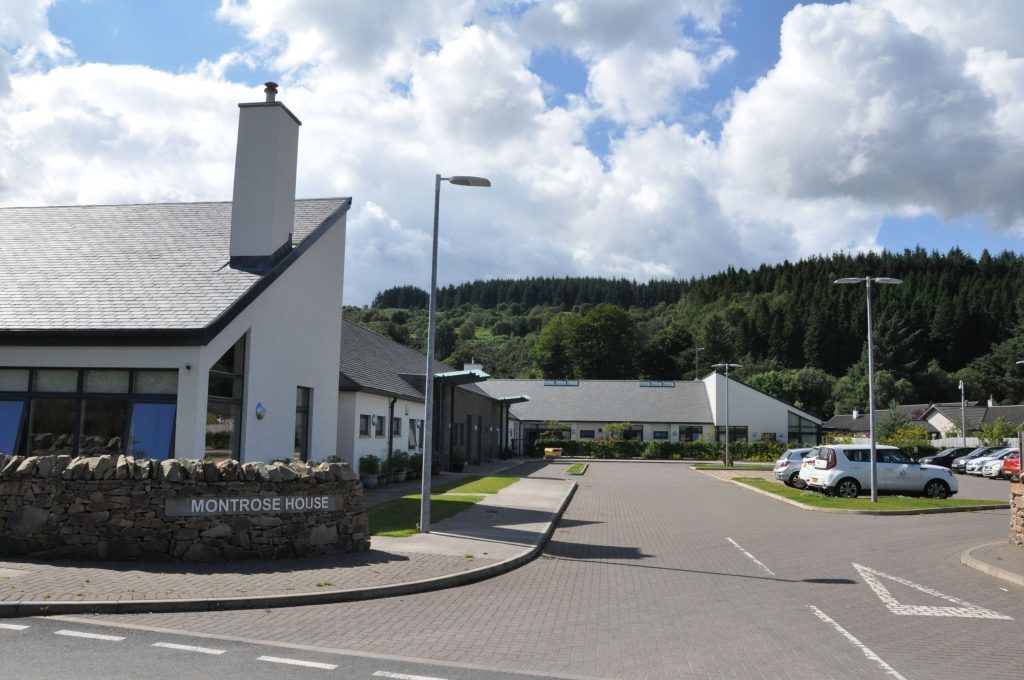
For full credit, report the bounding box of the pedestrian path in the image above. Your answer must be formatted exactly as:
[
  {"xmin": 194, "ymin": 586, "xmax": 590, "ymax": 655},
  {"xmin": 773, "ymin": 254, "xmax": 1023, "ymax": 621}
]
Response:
[{"xmin": 0, "ymin": 459, "xmax": 575, "ymax": 617}]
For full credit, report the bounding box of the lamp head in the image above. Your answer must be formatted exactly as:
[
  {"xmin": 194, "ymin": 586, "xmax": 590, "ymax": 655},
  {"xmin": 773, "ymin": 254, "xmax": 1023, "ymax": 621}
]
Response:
[{"xmin": 448, "ymin": 175, "xmax": 491, "ymax": 187}]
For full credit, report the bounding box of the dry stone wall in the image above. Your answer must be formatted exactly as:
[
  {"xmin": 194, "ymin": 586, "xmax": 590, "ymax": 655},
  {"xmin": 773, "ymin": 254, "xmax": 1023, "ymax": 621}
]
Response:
[
  {"xmin": 1012, "ymin": 481, "xmax": 1024, "ymax": 546},
  {"xmin": 0, "ymin": 454, "xmax": 369, "ymax": 561}
]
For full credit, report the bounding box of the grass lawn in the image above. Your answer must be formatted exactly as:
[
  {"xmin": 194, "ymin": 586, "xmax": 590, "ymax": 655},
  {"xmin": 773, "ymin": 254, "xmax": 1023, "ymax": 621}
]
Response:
[
  {"xmin": 368, "ymin": 476, "xmax": 519, "ymax": 537},
  {"xmin": 440, "ymin": 475, "xmax": 519, "ymax": 494},
  {"xmin": 735, "ymin": 477, "xmax": 1007, "ymax": 511},
  {"xmin": 694, "ymin": 463, "xmax": 774, "ymax": 471},
  {"xmin": 565, "ymin": 462, "xmax": 588, "ymax": 475},
  {"xmin": 368, "ymin": 494, "xmax": 484, "ymax": 537}
]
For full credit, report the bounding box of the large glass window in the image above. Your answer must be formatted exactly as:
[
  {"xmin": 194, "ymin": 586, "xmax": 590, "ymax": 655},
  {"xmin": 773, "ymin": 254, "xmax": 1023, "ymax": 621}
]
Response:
[
  {"xmin": 678, "ymin": 425, "xmax": 703, "ymax": 441},
  {"xmin": 788, "ymin": 412, "xmax": 821, "ymax": 445},
  {"xmin": 80, "ymin": 398, "xmax": 129, "ymax": 455},
  {"xmin": 294, "ymin": 387, "xmax": 311, "ymax": 462},
  {"xmin": 374, "ymin": 415, "xmax": 385, "ymax": 437},
  {"xmin": 715, "ymin": 426, "xmax": 748, "ymax": 443},
  {"xmin": 128, "ymin": 402, "xmax": 176, "ymax": 460},
  {"xmin": 29, "ymin": 398, "xmax": 76, "ymax": 455},
  {"xmin": 206, "ymin": 336, "xmax": 246, "ymax": 459},
  {"xmin": 0, "ymin": 401, "xmax": 24, "ymax": 454},
  {"xmin": 359, "ymin": 414, "xmax": 370, "ymax": 436},
  {"xmin": 392, "ymin": 417, "xmax": 402, "ymax": 436},
  {"xmin": 0, "ymin": 368, "xmax": 177, "ymax": 457}
]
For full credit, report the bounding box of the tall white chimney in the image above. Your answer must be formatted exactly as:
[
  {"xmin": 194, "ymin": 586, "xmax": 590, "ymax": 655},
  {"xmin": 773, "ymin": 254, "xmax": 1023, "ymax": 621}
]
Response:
[{"xmin": 229, "ymin": 81, "xmax": 301, "ymax": 269}]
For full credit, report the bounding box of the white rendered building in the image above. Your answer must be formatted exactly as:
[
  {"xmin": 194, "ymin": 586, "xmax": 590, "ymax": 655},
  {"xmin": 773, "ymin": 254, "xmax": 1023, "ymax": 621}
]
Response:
[{"xmin": 0, "ymin": 84, "xmax": 348, "ymax": 464}]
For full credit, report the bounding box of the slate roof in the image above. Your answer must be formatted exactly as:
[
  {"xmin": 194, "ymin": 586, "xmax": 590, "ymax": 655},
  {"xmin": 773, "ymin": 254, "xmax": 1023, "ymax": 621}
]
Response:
[
  {"xmin": 0, "ymin": 198, "xmax": 349, "ymax": 342},
  {"xmin": 475, "ymin": 379, "xmax": 714, "ymax": 423},
  {"xmin": 824, "ymin": 401, "xmax": 982, "ymax": 433},
  {"xmin": 928, "ymin": 403, "xmax": 1024, "ymax": 430},
  {"xmin": 338, "ymin": 320, "xmax": 489, "ymax": 401}
]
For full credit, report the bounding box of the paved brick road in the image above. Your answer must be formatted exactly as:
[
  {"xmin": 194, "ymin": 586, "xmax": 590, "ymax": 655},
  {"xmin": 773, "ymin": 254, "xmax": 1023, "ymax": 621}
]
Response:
[{"xmin": 80, "ymin": 462, "xmax": 1023, "ymax": 679}]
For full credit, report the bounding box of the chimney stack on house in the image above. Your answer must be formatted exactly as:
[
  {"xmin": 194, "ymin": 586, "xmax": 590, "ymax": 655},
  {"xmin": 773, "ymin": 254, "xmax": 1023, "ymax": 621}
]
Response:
[
  {"xmin": 988, "ymin": 394, "xmax": 994, "ymax": 407},
  {"xmin": 229, "ymin": 81, "xmax": 302, "ymax": 270},
  {"xmin": 852, "ymin": 409, "xmax": 859, "ymax": 419}
]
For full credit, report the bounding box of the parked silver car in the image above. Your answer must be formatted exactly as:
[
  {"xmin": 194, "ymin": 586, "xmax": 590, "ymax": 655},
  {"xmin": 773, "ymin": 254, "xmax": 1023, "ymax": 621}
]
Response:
[
  {"xmin": 981, "ymin": 449, "xmax": 1018, "ymax": 478},
  {"xmin": 773, "ymin": 448, "xmax": 815, "ymax": 488},
  {"xmin": 966, "ymin": 447, "xmax": 1014, "ymax": 475}
]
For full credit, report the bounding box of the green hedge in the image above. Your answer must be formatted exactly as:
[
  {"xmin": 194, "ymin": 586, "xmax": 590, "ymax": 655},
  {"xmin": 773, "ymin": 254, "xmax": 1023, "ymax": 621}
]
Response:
[{"xmin": 534, "ymin": 438, "xmax": 787, "ymax": 461}]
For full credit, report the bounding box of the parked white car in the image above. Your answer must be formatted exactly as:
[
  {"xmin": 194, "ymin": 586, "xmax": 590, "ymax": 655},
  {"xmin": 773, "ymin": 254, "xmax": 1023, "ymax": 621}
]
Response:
[
  {"xmin": 966, "ymin": 448, "xmax": 1014, "ymax": 475},
  {"xmin": 981, "ymin": 449, "xmax": 1018, "ymax": 478},
  {"xmin": 801, "ymin": 444, "xmax": 958, "ymax": 499}
]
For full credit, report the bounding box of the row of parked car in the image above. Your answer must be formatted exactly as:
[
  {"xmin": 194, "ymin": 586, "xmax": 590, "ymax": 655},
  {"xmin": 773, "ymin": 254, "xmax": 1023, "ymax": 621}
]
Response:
[
  {"xmin": 773, "ymin": 445, "xmax": 959, "ymax": 499},
  {"xmin": 932, "ymin": 446, "xmax": 1022, "ymax": 479}
]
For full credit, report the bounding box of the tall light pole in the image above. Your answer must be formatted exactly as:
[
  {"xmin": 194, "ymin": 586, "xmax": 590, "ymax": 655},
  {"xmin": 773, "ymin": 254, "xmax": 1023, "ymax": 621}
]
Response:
[
  {"xmin": 420, "ymin": 174, "xmax": 490, "ymax": 534},
  {"xmin": 695, "ymin": 347, "xmax": 705, "ymax": 381},
  {"xmin": 834, "ymin": 276, "xmax": 902, "ymax": 502},
  {"xmin": 959, "ymin": 379, "xmax": 966, "ymax": 450},
  {"xmin": 711, "ymin": 363, "xmax": 741, "ymax": 466}
]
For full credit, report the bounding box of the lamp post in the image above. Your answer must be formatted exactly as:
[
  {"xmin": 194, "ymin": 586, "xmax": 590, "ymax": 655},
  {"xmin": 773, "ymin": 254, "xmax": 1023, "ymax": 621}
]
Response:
[
  {"xmin": 695, "ymin": 347, "xmax": 705, "ymax": 381},
  {"xmin": 834, "ymin": 276, "xmax": 902, "ymax": 502},
  {"xmin": 711, "ymin": 363, "xmax": 741, "ymax": 466},
  {"xmin": 959, "ymin": 379, "xmax": 966, "ymax": 450},
  {"xmin": 420, "ymin": 174, "xmax": 490, "ymax": 534}
]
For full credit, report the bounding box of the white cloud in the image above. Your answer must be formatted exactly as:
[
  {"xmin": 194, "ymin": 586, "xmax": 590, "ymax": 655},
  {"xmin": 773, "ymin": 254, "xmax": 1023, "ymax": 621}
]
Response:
[
  {"xmin": 721, "ymin": 2, "xmax": 1024, "ymax": 230},
  {"xmin": 2, "ymin": 1, "xmax": 1024, "ymax": 305}
]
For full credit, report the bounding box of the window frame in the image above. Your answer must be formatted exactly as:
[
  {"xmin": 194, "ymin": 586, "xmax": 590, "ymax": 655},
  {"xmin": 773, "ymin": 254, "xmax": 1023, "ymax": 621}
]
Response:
[{"xmin": 0, "ymin": 367, "xmax": 178, "ymax": 458}]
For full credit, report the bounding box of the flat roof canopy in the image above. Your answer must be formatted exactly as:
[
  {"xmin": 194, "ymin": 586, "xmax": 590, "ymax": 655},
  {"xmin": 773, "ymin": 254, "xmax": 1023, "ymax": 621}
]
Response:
[
  {"xmin": 435, "ymin": 369, "xmax": 490, "ymax": 385},
  {"xmin": 495, "ymin": 395, "xmax": 530, "ymax": 404}
]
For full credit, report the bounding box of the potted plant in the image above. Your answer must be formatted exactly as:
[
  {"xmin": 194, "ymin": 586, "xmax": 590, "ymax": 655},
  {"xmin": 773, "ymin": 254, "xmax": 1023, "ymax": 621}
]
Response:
[
  {"xmin": 391, "ymin": 451, "xmax": 408, "ymax": 483},
  {"xmin": 359, "ymin": 455, "xmax": 381, "ymax": 488},
  {"xmin": 378, "ymin": 459, "xmax": 390, "ymax": 486},
  {"xmin": 408, "ymin": 452, "xmax": 423, "ymax": 479}
]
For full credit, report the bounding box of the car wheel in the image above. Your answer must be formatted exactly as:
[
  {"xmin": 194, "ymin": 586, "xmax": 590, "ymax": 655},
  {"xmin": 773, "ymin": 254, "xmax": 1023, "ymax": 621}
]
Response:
[
  {"xmin": 834, "ymin": 478, "xmax": 860, "ymax": 498},
  {"xmin": 789, "ymin": 471, "xmax": 806, "ymax": 489},
  {"xmin": 923, "ymin": 479, "xmax": 950, "ymax": 499}
]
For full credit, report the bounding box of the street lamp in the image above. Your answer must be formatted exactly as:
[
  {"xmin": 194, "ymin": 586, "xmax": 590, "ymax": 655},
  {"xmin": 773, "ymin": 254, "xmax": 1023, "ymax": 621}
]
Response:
[
  {"xmin": 695, "ymin": 347, "xmax": 705, "ymax": 381},
  {"xmin": 834, "ymin": 276, "xmax": 902, "ymax": 502},
  {"xmin": 959, "ymin": 379, "xmax": 966, "ymax": 450},
  {"xmin": 420, "ymin": 174, "xmax": 491, "ymax": 534},
  {"xmin": 711, "ymin": 363, "xmax": 741, "ymax": 466}
]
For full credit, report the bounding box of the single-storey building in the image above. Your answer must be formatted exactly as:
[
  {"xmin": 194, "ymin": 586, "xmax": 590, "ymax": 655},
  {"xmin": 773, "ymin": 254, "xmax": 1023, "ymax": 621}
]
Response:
[
  {"xmin": 477, "ymin": 372, "xmax": 822, "ymax": 453},
  {"xmin": 0, "ymin": 84, "xmax": 348, "ymax": 464},
  {"xmin": 337, "ymin": 321, "xmax": 525, "ymax": 471},
  {"xmin": 923, "ymin": 402, "xmax": 1024, "ymax": 436},
  {"xmin": 823, "ymin": 403, "xmax": 944, "ymax": 438}
]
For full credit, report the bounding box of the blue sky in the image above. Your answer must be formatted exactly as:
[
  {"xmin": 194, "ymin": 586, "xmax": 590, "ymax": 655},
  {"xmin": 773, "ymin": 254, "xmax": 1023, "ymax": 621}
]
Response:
[{"xmin": 4, "ymin": 1, "xmax": 1024, "ymax": 303}]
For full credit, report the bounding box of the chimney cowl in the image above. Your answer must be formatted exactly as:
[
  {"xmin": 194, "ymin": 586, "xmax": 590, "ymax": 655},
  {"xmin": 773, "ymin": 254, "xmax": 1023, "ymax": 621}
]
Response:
[{"xmin": 264, "ymin": 81, "xmax": 279, "ymax": 102}]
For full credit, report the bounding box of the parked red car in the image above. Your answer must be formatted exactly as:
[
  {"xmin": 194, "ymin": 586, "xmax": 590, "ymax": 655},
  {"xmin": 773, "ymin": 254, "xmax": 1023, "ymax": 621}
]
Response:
[{"xmin": 1003, "ymin": 451, "xmax": 1020, "ymax": 479}]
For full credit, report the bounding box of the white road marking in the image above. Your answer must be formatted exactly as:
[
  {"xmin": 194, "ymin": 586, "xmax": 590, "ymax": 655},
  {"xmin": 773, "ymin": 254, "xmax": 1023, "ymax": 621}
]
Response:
[
  {"xmin": 54, "ymin": 629, "xmax": 125, "ymax": 641},
  {"xmin": 152, "ymin": 641, "xmax": 226, "ymax": 655},
  {"xmin": 373, "ymin": 672, "xmax": 449, "ymax": 680},
  {"xmin": 809, "ymin": 605, "xmax": 908, "ymax": 680},
  {"xmin": 1000, "ymin": 588, "xmax": 1009, "ymax": 592},
  {"xmin": 257, "ymin": 655, "xmax": 338, "ymax": 670},
  {"xmin": 0, "ymin": 623, "xmax": 30, "ymax": 631},
  {"xmin": 725, "ymin": 537, "xmax": 775, "ymax": 576},
  {"xmin": 853, "ymin": 563, "xmax": 1013, "ymax": 619}
]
